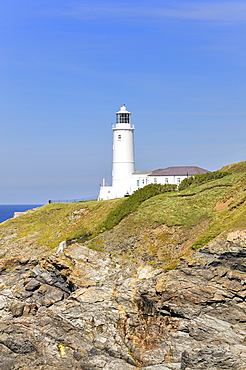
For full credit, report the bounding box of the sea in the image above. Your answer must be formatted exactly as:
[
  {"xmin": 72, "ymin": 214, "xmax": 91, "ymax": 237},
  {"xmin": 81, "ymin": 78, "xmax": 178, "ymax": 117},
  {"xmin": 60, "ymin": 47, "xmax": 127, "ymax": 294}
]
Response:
[{"xmin": 0, "ymin": 205, "xmax": 43, "ymax": 224}]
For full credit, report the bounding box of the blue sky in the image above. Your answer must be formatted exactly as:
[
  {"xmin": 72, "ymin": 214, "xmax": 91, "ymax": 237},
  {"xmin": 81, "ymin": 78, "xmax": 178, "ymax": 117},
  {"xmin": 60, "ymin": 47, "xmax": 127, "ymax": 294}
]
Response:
[{"xmin": 1, "ymin": 0, "xmax": 246, "ymax": 203}]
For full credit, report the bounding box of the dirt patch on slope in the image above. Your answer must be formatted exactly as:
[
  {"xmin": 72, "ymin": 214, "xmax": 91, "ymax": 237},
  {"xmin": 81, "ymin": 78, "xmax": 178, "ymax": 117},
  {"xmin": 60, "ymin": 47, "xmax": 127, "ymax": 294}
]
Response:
[
  {"xmin": 214, "ymin": 187, "xmax": 245, "ymax": 211},
  {"xmin": 92, "ymin": 216, "xmax": 210, "ymax": 269}
]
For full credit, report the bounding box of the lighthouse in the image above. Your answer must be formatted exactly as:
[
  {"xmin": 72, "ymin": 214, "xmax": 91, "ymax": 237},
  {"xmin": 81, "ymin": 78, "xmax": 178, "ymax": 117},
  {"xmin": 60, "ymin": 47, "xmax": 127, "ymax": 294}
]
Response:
[
  {"xmin": 97, "ymin": 104, "xmax": 209, "ymax": 201},
  {"xmin": 112, "ymin": 104, "xmax": 135, "ymax": 193},
  {"xmin": 98, "ymin": 104, "xmax": 136, "ymax": 200}
]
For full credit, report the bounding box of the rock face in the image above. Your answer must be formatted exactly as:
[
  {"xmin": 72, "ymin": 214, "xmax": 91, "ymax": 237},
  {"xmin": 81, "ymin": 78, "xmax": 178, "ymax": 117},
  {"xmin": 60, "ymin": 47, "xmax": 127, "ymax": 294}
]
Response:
[
  {"xmin": 1, "ymin": 231, "xmax": 246, "ymax": 369},
  {"xmin": 14, "ymin": 211, "xmax": 26, "ymax": 218}
]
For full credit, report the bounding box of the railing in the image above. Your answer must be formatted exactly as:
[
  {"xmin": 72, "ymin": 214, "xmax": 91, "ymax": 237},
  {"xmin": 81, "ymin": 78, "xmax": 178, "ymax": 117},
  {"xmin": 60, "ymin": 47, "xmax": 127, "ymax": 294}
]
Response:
[
  {"xmin": 111, "ymin": 123, "xmax": 135, "ymax": 129},
  {"xmin": 48, "ymin": 196, "xmax": 97, "ymax": 204}
]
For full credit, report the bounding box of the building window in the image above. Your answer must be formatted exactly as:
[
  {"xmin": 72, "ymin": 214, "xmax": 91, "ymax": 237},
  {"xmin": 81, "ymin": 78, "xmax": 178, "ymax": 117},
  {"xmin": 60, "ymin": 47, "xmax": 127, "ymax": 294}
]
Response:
[
  {"xmin": 118, "ymin": 135, "xmax": 121, "ymax": 140},
  {"xmin": 116, "ymin": 113, "xmax": 130, "ymax": 124},
  {"xmin": 177, "ymin": 178, "xmax": 181, "ymax": 184},
  {"xmin": 165, "ymin": 178, "xmax": 168, "ymax": 183},
  {"xmin": 154, "ymin": 178, "xmax": 157, "ymax": 183},
  {"xmin": 137, "ymin": 180, "xmax": 139, "ymax": 187},
  {"xmin": 142, "ymin": 179, "xmax": 145, "ymax": 184}
]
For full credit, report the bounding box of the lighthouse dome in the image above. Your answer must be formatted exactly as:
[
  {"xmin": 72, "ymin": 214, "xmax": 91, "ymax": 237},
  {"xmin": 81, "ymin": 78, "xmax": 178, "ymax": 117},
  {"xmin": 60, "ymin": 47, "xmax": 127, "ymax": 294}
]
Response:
[{"xmin": 116, "ymin": 104, "xmax": 131, "ymax": 114}]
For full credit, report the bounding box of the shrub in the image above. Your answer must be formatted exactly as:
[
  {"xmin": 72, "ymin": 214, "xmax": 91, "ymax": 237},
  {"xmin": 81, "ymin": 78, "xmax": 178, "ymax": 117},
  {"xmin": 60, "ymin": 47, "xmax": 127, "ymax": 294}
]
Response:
[
  {"xmin": 179, "ymin": 171, "xmax": 231, "ymax": 190},
  {"xmin": 103, "ymin": 183, "xmax": 176, "ymax": 230},
  {"xmin": 178, "ymin": 176, "xmax": 194, "ymax": 190}
]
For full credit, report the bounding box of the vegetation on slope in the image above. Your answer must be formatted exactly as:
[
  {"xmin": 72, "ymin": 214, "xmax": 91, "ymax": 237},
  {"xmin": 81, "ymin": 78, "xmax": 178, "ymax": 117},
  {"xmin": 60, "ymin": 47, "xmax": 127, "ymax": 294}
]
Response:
[
  {"xmin": 178, "ymin": 170, "xmax": 231, "ymax": 190},
  {"xmin": 220, "ymin": 160, "xmax": 246, "ymax": 173},
  {"xmin": 0, "ymin": 161, "xmax": 246, "ymax": 271},
  {"xmin": 0, "ymin": 199, "xmax": 122, "ymax": 251},
  {"xmin": 102, "ymin": 183, "xmax": 177, "ymax": 230},
  {"xmin": 95, "ymin": 165, "xmax": 246, "ymax": 269},
  {"xmin": 135, "ymin": 171, "xmax": 246, "ymax": 239}
]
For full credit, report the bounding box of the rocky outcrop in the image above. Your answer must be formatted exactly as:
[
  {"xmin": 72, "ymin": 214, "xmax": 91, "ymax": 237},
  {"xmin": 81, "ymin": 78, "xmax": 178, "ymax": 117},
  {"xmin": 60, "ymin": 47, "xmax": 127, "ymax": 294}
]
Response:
[
  {"xmin": 14, "ymin": 212, "xmax": 26, "ymax": 218},
  {"xmin": 0, "ymin": 231, "xmax": 246, "ymax": 369}
]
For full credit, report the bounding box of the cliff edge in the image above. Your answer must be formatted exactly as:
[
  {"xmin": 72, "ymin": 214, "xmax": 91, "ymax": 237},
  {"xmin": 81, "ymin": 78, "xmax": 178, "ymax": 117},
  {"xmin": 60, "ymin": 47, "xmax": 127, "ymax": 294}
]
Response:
[{"xmin": 0, "ymin": 161, "xmax": 246, "ymax": 369}]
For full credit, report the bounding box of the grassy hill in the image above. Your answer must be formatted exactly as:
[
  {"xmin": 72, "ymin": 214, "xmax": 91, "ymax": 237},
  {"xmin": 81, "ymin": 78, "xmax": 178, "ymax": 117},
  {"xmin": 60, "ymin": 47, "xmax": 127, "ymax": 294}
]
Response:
[{"xmin": 1, "ymin": 161, "xmax": 246, "ymax": 271}]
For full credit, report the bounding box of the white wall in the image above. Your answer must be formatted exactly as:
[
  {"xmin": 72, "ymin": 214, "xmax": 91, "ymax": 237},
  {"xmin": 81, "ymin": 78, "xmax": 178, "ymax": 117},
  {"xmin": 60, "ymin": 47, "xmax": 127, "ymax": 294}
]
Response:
[
  {"xmin": 112, "ymin": 125, "xmax": 135, "ymax": 187},
  {"xmin": 148, "ymin": 175, "xmax": 187, "ymax": 185},
  {"xmin": 98, "ymin": 174, "xmax": 188, "ymax": 200}
]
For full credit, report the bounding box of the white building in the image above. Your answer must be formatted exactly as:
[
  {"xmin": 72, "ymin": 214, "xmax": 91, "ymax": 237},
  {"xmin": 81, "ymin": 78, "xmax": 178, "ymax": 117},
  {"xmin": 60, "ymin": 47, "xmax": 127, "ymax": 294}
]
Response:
[{"xmin": 98, "ymin": 105, "xmax": 209, "ymax": 200}]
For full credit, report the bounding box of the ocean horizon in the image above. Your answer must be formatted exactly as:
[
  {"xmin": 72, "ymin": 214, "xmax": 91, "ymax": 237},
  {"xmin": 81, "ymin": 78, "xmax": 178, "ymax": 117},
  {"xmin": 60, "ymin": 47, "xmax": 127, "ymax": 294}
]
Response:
[{"xmin": 0, "ymin": 205, "xmax": 43, "ymax": 223}]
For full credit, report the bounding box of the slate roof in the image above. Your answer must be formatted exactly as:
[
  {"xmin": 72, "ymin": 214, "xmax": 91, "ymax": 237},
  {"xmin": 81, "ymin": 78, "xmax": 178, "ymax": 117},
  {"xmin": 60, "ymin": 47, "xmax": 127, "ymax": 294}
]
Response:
[
  {"xmin": 133, "ymin": 171, "xmax": 152, "ymax": 175},
  {"xmin": 148, "ymin": 166, "xmax": 209, "ymax": 177}
]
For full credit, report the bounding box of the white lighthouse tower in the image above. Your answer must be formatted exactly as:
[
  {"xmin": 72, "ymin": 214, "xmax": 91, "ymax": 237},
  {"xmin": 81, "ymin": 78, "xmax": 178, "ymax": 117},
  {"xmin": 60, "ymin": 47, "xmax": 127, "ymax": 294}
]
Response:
[
  {"xmin": 98, "ymin": 104, "xmax": 135, "ymax": 200},
  {"xmin": 112, "ymin": 104, "xmax": 135, "ymax": 194}
]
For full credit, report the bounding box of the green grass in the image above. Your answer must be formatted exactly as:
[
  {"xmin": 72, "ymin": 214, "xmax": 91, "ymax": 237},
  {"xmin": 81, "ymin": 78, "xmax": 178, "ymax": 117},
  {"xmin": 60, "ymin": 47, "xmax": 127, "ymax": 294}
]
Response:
[
  {"xmin": 0, "ymin": 199, "xmax": 122, "ymax": 250},
  {"xmin": 220, "ymin": 160, "xmax": 246, "ymax": 173},
  {"xmin": 127, "ymin": 171, "xmax": 246, "ymax": 249},
  {"xmin": 0, "ymin": 162, "xmax": 246, "ymax": 268},
  {"xmin": 87, "ymin": 242, "xmax": 105, "ymax": 252},
  {"xmin": 102, "ymin": 183, "xmax": 177, "ymax": 230},
  {"xmin": 134, "ymin": 186, "xmax": 227, "ymax": 226}
]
